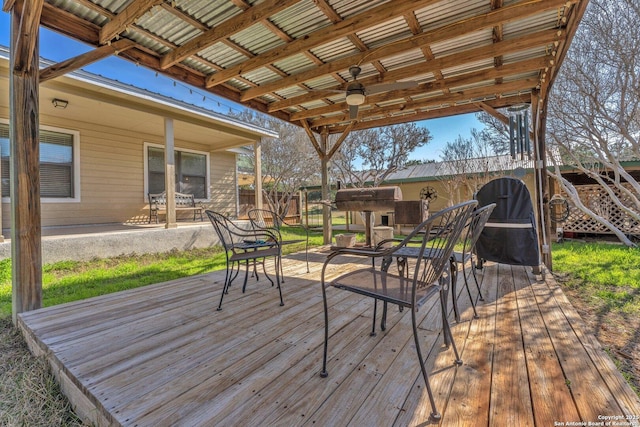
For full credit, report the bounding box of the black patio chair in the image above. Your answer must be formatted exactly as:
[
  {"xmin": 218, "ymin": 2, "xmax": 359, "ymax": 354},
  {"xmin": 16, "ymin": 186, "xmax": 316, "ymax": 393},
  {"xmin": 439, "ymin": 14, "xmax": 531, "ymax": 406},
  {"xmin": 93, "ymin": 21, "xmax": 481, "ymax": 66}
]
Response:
[
  {"xmin": 449, "ymin": 203, "xmax": 496, "ymax": 321},
  {"xmin": 205, "ymin": 210, "xmax": 283, "ymax": 311},
  {"xmin": 248, "ymin": 208, "xmax": 310, "ymax": 275},
  {"xmin": 319, "ymin": 200, "xmax": 477, "ymax": 423}
]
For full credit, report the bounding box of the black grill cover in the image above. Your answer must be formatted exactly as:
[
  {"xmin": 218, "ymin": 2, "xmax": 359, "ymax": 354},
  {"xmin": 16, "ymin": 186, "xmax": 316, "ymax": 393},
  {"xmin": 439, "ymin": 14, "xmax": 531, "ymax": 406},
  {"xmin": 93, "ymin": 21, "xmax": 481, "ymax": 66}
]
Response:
[{"xmin": 475, "ymin": 177, "xmax": 539, "ymax": 266}]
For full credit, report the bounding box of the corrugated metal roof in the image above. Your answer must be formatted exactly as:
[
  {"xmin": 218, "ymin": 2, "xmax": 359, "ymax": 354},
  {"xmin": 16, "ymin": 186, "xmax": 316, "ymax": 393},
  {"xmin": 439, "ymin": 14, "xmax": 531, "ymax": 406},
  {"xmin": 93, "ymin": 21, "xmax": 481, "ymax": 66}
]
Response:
[
  {"xmin": 0, "ymin": 46, "xmax": 276, "ymax": 139},
  {"xmin": 32, "ymin": 0, "xmax": 587, "ymax": 134}
]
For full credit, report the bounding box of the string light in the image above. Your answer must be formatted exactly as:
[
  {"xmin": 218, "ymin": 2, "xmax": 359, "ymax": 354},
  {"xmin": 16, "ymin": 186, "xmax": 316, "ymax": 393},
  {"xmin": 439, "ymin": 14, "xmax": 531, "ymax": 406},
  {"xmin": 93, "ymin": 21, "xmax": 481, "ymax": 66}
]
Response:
[{"xmin": 150, "ymin": 70, "xmax": 246, "ymax": 114}]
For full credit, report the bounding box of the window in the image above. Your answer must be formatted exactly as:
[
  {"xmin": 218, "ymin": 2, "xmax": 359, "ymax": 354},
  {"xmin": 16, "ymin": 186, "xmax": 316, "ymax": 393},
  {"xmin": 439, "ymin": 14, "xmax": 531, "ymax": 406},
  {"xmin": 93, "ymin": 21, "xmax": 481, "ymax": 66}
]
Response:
[
  {"xmin": 147, "ymin": 145, "xmax": 208, "ymax": 199},
  {"xmin": 0, "ymin": 123, "xmax": 78, "ymax": 200}
]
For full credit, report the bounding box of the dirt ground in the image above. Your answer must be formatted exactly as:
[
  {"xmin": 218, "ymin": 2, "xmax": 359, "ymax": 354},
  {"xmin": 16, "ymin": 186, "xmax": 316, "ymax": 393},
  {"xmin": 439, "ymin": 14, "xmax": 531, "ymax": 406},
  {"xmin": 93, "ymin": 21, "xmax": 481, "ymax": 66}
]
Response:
[{"xmin": 556, "ymin": 273, "xmax": 640, "ymax": 395}]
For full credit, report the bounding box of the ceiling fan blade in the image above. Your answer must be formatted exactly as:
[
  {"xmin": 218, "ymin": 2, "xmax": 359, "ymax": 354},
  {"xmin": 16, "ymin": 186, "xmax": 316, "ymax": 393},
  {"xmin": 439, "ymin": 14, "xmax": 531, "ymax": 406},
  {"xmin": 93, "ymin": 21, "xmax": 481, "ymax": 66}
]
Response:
[
  {"xmin": 307, "ymin": 89, "xmax": 346, "ymax": 96},
  {"xmin": 349, "ymin": 104, "xmax": 359, "ymax": 120},
  {"xmin": 366, "ymin": 81, "xmax": 419, "ymax": 95}
]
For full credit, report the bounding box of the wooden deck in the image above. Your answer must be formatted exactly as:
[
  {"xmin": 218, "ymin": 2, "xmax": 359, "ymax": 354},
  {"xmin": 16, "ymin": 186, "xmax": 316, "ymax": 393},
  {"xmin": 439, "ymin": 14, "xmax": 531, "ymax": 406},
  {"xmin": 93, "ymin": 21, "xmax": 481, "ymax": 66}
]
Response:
[{"xmin": 17, "ymin": 248, "xmax": 640, "ymax": 426}]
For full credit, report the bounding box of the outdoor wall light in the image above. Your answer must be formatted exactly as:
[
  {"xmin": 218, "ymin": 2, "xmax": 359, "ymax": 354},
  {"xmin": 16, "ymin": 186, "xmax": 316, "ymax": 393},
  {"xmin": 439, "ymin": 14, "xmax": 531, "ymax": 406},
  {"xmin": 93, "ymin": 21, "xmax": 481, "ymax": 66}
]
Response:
[{"xmin": 52, "ymin": 98, "xmax": 69, "ymax": 109}]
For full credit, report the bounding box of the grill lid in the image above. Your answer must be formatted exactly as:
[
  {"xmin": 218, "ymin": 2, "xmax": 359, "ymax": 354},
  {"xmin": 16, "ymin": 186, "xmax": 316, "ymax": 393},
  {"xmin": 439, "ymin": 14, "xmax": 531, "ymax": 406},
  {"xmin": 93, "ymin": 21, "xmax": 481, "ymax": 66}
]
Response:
[{"xmin": 335, "ymin": 187, "xmax": 402, "ymax": 211}]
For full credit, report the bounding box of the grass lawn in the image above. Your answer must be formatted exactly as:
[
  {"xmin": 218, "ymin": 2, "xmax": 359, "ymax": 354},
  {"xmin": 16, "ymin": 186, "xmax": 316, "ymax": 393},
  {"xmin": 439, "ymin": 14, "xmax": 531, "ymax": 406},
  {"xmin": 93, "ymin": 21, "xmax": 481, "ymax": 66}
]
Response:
[{"xmin": 1, "ymin": 238, "xmax": 639, "ymax": 426}]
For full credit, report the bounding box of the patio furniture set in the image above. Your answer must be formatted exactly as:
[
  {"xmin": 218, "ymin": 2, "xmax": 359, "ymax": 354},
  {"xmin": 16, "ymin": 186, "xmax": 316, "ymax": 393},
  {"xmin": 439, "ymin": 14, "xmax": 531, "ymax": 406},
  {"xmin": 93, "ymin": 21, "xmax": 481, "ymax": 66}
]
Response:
[{"xmin": 204, "ymin": 196, "xmax": 496, "ymax": 422}]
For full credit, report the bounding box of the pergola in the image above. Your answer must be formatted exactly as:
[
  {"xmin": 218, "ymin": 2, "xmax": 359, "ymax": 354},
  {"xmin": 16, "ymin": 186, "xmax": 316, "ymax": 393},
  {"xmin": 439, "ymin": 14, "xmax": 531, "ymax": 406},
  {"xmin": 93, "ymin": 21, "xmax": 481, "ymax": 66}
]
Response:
[{"xmin": 3, "ymin": 0, "xmax": 588, "ymax": 320}]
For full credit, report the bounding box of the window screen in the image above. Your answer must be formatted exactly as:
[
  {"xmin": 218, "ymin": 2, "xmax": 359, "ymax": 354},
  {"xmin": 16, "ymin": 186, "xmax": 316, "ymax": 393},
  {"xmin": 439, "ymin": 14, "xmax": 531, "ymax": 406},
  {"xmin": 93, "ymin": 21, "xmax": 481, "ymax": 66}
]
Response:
[
  {"xmin": 147, "ymin": 146, "xmax": 207, "ymax": 199},
  {"xmin": 0, "ymin": 124, "xmax": 75, "ymax": 198}
]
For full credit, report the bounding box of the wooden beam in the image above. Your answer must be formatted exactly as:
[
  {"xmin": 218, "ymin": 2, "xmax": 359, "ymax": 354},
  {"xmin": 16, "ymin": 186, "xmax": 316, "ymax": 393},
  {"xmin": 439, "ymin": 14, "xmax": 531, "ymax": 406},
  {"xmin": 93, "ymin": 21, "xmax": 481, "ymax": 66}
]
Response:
[
  {"xmin": 327, "ymin": 121, "xmax": 354, "ymax": 160},
  {"xmin": 531, "ymin": 90, "xmax": 553, "ymax": 268},
  {"xmin": 269, "ymin": 51, "xmax": 552, "ymax": 113},
  {"xmin": 11, "ymin": 0, "xmax": 43, "ymax": 74},
  {"xmin": 205, "ymin": 0, "xmax": 441, "ymax": 88},
  {"xmin": 10, "ymin": 1, "xmax": 43, "ymax": 322},
  {"xmin": 304, "ymin": 78, "xmax": 537, "ymax": 125},
  {"xmin": 323, "ymin": 94, "xmax": 532, "ymax": 134},
  {"xmin": 2, "ymin": 0, "xmax": 16, "ymax": 12},
  {"xmin": 300, "ymin": 120, "xmax": 324, "ymax": 158},
  {"xmin": 476, "ymin": 101, "xmax": 509, "ymax": 126},
  {"xmin": 319, "ymin": 128, "xmax": 331, "ymax": 245},
  {"xmin": 39, "ymin": 39, "xmax": 135, "ymax": 82},
  {"xmin": 99, "ymin": 0, "xmax": 162, "ymax": 45},
  {"xmin": 239, "ymin": 0, "xmax": 571, "ymax": 101},
  {"xmin": 159, "ymin": 0, "xmax": 297, "ymax": 70}
]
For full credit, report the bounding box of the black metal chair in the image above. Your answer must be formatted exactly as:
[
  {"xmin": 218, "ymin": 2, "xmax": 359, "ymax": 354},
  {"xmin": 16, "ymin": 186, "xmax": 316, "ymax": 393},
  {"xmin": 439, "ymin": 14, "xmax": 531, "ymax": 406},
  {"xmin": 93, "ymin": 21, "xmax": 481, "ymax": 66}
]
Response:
[
  {"xmin": 449, "ymin": 203, "xmax": 496, "ymax": 321},
  {"xmin": 248, "ymin": 208, "xmax": 310, "ymax": 275},
  {"xmin": 205, "ymin": 210, "xmax": 283, "ymax": 311},
  {"xmin": 320, "ymin": 200, "xmax": 477, "ymax": 423}
]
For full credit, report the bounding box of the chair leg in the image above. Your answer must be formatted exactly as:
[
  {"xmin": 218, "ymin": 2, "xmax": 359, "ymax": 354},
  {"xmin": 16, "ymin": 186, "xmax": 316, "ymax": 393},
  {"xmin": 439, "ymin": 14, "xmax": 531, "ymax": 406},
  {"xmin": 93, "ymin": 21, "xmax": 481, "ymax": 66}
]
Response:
[
  {"xmin": 370, "ymin": 299, "xmax": 378, "ymax": 336},
  {"xmin": 462, "ymin": 263, "xmax": 479, "ymax": 319},
  {"xmin": 217, "ymin": 260, "xmax": 233, "ymax": 311},
  {"xmin": 275, "ymin": 257, "xmax": 284, "ymax": 306},
  {"xmin": 305, "ymin": 235, "xmax": 310, "ymax": 273},
  {"xmin": 471, "ymin": 255, "xmax": 484, "ymax": 301},
  {"xmin": 411, "ymin": 299, "xmax": 441, "ymax": 422},
  {"xmin": 440, "ymin": 289, "xmax": 463, "ymax": 366},
  {"xmin": 449, "ymin": 258, "xmax": 461, "ymax": 323},
  {"xmin": 320, "ymin": 269, "xmax": 330, "ymax": 378},
  {"xmin": 381, "ymin": 301, "xmax": 388, "ymax": 331}
]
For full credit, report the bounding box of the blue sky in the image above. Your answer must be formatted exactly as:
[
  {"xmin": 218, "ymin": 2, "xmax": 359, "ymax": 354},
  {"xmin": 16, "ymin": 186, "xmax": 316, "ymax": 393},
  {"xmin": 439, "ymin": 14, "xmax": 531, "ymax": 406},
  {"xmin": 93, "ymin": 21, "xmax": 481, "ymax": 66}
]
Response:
[{"xmin": 0, "ymin": 12, "xmax": 483, "ymax": 161}]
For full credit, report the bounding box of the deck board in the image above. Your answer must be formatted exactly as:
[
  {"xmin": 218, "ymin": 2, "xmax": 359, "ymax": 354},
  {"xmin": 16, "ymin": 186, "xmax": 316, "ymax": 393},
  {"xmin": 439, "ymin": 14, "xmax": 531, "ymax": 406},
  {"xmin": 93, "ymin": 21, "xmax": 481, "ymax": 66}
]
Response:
[{"xmin": 17, "ymin": 247, "xmax": 640, "ymax": 426}]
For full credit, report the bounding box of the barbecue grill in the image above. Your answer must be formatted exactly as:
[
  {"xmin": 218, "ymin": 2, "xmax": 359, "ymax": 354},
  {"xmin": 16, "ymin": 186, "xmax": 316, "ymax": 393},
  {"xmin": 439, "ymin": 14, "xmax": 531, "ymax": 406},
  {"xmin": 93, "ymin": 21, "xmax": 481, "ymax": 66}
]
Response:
[
  {"xmin": 335, "ymin": 187, "xmax": 402, "ymax": 246},
  {"xmin": 475, "ymin": 177, "xmax": 540, "ymax": 266}
]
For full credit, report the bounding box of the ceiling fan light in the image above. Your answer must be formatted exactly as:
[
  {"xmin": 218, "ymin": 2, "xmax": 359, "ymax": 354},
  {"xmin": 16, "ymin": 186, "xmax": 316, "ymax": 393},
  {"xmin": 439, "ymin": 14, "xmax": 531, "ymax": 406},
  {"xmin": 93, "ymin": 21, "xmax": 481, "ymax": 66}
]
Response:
[{"xmin": 346, "ymin": 91, "xmax": 365, "ymax": 106}]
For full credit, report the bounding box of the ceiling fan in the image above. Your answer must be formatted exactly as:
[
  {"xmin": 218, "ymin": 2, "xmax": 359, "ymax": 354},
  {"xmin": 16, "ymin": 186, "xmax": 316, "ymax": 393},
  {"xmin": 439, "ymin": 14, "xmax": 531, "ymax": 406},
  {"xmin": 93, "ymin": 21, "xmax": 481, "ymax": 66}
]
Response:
[{"xmin": 320, "ymin": 65, "xmax": 420, "ymax": 120}]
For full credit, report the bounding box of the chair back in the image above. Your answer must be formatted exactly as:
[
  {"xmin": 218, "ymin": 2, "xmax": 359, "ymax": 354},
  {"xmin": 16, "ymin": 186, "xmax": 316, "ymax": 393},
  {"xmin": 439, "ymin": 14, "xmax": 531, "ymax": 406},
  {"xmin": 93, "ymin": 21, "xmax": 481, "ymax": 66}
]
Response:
[
  {"xmin": 461, "ymin": 203, "xmax": 497, "ymax": 256},
  {"xmin": 248, "ymin": 208, "xmax": 281, "ymax": 230},
  {"xmin": 205, "ymin": 210, "xmax": 236, "ymax": 251},
  {"xmin": 397, "ymin": 200, "xmax": 477, "ymax": 304}
]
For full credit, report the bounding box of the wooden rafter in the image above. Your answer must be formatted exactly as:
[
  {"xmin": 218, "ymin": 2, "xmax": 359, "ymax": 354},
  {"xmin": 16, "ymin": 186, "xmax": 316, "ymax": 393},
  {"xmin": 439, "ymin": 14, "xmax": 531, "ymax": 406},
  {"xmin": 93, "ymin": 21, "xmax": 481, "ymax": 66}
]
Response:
[
  {"xmin": 159, "ymin": 0, "xmax": 297, "ymax": 70},
  {"xmin": 11, "ymin": 0, "xmax": 43, "ymax": 73},
  {"xmin": 2, "ymin": 0, "xmax": 16, "ymax": 12},
  {"xmin": 205, "ymin": 0, "xmax": 438, "ymax": 88},
  {"xmin": 39, "ymin": 39, "xmax": 136, "ymax": 82},
  {"xmin": 99, "ymin": 0, "xmax": 162, "ymax": 45},
  {"xmin": 283, "ymin": 32, "xmax": 553, "ymax": 120},
  {"xmin": 270, "ymin": 54, "xmax": 550, "ymax": 114},
  {"xmin": 238, "ymin": 0, "xmax": 572, "ymax": 102},
  {"xmin": 307, "ymin": 78, "xmax": 537, "ymax": 127}
]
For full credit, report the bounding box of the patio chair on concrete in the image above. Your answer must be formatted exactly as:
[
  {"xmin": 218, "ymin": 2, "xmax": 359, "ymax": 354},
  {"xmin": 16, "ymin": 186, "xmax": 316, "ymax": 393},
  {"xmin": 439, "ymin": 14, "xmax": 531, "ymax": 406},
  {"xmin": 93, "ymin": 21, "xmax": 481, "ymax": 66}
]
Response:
[
  {"xmin": 449, "ymin": 203, "xmax": 496, "ymax": 321},
  {"xmin": 206, "ymin": 210, "xmax": 283, "ymax": 311},
  {"xmin": 248, "ymin": 208, "xmax": 310, "ymax": 275},
  {"xmin": 320, "ymin": 200, "xmax": 477, "ymax": 422}
]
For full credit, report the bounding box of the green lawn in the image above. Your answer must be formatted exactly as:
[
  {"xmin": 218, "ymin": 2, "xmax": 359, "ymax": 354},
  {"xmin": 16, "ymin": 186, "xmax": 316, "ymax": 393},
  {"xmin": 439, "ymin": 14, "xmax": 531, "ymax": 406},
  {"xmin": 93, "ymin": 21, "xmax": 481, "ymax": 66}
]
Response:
[
  {"xmin": 0, "ymin": 226, "xmax": 332, "ymax": 318},
  {"xmin": 551, "ymin": 241, "xmax": 640, "ymax": 315}
]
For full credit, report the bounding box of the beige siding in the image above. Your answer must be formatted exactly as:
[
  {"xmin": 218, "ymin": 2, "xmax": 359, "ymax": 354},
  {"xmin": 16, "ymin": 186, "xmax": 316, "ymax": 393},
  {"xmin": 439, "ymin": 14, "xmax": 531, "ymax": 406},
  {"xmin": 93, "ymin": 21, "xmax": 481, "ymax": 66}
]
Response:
[
  {"xmin": 0, "ymin": 113, "xmax": 246, "ymax": 229},
  {"xmin": 203, "ymin": 151, "xmax": 238, "ymax": 217},
  {"xmin": 347, "ymin": 174, "xmax": 537, "ymax": 228}
]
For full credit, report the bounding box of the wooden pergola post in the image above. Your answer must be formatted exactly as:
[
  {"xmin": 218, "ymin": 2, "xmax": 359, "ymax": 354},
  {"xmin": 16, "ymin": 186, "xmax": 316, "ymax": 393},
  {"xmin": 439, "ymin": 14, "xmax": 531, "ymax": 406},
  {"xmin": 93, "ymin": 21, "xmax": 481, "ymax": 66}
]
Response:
[
  {"xmin": 532, "ymin": 91, "xmax": 553, "ymax": 269},
  {"xmin": 254, "ymin": 139, "xmax": 263, "ymax": 210},
  {"xmin": 9, "ymin": 0, "xmax": 45, "ymax": 324},
  {"xmin": 301, "ymin": 121, "xmax": 354, "ymax": 245},
  {"xmin": 320, "ymin": 129, "xmax": 331, "ymax": 245}
]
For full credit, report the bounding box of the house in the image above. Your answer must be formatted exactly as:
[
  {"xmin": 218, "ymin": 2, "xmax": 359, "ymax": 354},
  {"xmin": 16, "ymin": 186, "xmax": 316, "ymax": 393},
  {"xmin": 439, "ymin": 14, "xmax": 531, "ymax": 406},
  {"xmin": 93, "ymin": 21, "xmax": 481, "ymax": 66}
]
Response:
[
  {"xmin": 0, "ymin": 45, "xmax": 277, "ymax": 236},
  {"xmin": 338, "ymin": 155, "xmax": 537, "ymax": 229}
]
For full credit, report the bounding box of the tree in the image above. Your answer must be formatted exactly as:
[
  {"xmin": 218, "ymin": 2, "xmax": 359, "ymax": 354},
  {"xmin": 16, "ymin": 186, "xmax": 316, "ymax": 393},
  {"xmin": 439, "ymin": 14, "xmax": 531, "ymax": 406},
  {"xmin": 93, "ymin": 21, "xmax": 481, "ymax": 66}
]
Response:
[
  {"xmin": 231, "ymin": 110, "xmax": 319, "ymax": 216},
  {"xmin": 546, "ymin": 0, "xmax": 640, "ymax": 246},
  {"xmin": 332, "ymin": 123, "xmax": 431, "ymax": 188},
  {"xmin": 437, "ymin": 130, "xmax": 513, "ymax": 205}
]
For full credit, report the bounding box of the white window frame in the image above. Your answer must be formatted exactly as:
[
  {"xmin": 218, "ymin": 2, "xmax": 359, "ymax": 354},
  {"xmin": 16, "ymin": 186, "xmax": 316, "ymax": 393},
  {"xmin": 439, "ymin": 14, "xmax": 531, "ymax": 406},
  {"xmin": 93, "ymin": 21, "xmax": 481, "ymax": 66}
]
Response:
[
  {"xmin": 143, "ymin": 142, "xmax": 211, "ymax": 201},
  {"xmin": 0, "ymin": 119, "xmax": 81, "ymax": 203}
]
